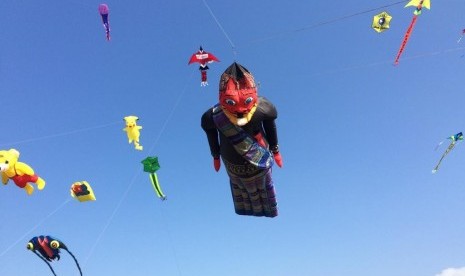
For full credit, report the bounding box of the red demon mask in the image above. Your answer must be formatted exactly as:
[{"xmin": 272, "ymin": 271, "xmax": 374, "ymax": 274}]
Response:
[{"xmin": 219, "ymin": 62, "xmax": 258, "ymax": 126}]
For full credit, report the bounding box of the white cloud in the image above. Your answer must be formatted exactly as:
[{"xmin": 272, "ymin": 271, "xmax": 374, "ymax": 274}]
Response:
[{"xmin": 436, "ymin": 267, "xmax": 465, "ymax": 276}]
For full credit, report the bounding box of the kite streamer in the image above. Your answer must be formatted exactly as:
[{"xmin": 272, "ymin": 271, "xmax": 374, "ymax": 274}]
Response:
[
  {"xmin": 394, "ymin": 0, "xmax": 430, "ymax": 65},
  {"xmin": 432, "ymin": 132, "xmax": 463, "ymax": 173}
]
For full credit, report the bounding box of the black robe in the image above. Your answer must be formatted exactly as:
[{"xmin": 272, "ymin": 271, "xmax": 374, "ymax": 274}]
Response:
[{"xmin": 201, "ymin": 96, "xmax": 279, "ymax": 177}]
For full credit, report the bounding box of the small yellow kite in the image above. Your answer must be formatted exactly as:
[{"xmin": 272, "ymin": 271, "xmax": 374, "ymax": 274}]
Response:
[
  {"xmin": 70, "ymin": 181, "xmax": 96, "ymax": 202},
  {"xmin": 123, "ymin": 115, "xmax": 143, "ymax": 150},
  {"xmin": 372, "ymin": 12, "xmax": 392, "ymax": 33},
  {"xmin": 405, "ymin": 0, "xmax": 430, "ymax": 11}
]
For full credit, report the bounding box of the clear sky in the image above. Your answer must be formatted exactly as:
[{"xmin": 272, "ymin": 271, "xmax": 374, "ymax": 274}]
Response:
[{"xmin": 1, "ymin": 0, "xmax": 465, "ymax": 275}]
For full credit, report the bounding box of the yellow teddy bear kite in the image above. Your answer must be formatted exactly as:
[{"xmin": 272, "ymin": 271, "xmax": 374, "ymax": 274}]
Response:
[
  {"xmin": 123, "ymin": 115, "xmax": 143, "ymax": 150},
  {"xmin": 0, "ymin": 149, "xmax": 46, "ymax": 195}
]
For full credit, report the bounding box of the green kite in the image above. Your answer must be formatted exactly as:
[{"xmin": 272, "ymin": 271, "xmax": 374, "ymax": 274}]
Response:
[{"xmin": 141, "ymin": 156, "xmax": 166, "ymax": 200}]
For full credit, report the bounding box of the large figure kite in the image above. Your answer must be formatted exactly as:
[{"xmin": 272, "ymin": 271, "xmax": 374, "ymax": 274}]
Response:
[
  {"xmin": 98, "ymin": 3, "xmax": 110, "ymax": 41},
  {"xmin": 27, "ymin": 236, "xmax": 82, "ymax": 276},
  {"xmin": 432, "ymin": 132, "xmax": 463, "ymax": 173},
  {"xmin": 141, "ymin": 156, "xmax": 166, "ymax": 200},
  {"xmin": 0, "ymin": 148, "xmax": 45, "ymax": 195},
  {"xmin": 372, "ymin": 11, "xmax": 392, "ymax": 33},
  {"xmin": 394, "ymin": 0, "xmax": 430, "ymax": 65},
  {"xmin": 188, "ymin": 46, "xmax": 220, "ymax": 86},
  {"xmin": 201, "ymin": 62, "xmax": 282, "ymax": 217}
]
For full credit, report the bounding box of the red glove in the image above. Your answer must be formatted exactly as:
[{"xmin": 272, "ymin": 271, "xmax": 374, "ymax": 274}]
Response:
[
  {"xmin": 273, "ymin": 151, "xmax": 283, "ymax": 168},
  {"xmin": 213, "ymin": 157, "xmax": 221, "ymax": 172},
  {"xmin": 254, "ymin": 133, "xmax": 267, "ymax": 148}
]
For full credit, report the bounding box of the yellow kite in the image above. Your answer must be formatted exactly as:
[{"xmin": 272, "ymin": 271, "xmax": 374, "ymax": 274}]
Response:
[
  {"xmin": 372, "ymin": 12, "xmax": 392, "ymax": 33},
  {"xmin": 405, "ymin": 0, "xmax": 430, "ymax": 10},
  {"xmin": 71, "ymin": 181, "xmax": 96, "ymax": 202},
  {"xmin": 123, "ymin": 115, "xmax": 143, "ymax": 150}
]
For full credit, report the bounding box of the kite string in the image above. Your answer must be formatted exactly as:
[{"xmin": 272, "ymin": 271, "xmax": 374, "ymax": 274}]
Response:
[
  {"xmin": 0, "ymin": 121, "xmax": 120, "ymax": 147},
  {"xmin": 202, "ymin": 0, "xmax": 237, "ymax": 57},
  {"xmin": 158, "ymin": 202, "xmax": 183, "ymax": 276},
  {"xmin": 244, "ymin": 0, "xmax": 408, "ymax": 45},
  {"xmin": 83, "ymin": 70, "xmax": 195, "ymax": 270},
  {"xmin": 59, "ymin": 0, "xmax": 94, "ymax": 9},
  {"xmin": 309, "ymin": 46, "xmax": 465, "ymax": 76},
  {"xmin": 81, "ymin": 167, "xmax": 140, "ymax": 267},
  {"xmin": 147, "ymin": 71, "xmax": 195, "ymax": 154},
  {"xmin": 0, "ymin": 197, "xmax": 72, "ymax": 258}
]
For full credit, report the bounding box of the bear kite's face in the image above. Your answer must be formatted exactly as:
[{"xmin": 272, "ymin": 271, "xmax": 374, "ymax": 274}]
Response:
[
  {"xmin": 0, "ymin": 149, "xmax": 19, "ymax": 172},
  {"xmin": 124, "ymin": 116, "xmax": 139, "ymax": 129}
]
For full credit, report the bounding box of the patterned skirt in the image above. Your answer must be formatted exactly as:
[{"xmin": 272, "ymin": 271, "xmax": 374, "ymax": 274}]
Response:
[{"xmin": 226, "ymin": 168, "xmax": 278, "ymax": 218}]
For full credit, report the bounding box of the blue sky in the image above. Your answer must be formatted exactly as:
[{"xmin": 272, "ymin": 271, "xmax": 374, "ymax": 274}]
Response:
[{"xmin": 1, "ymin": 0, "xmax": 465, "ymax": 275}]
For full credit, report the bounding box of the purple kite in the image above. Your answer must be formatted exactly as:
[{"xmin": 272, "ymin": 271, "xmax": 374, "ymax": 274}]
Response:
[{"xmin": 98, "ymin": 4, "xmax": 110, "ymax": 41}]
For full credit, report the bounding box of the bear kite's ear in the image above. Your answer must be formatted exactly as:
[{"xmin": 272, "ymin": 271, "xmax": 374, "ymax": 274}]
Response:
[{"xmin": 9, "ymin": 149, "xmax": 20, "ymax": 158}]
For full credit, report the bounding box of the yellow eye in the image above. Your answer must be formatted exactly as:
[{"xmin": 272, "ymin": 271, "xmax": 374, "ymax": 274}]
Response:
[
  {"xmin": 50, "ymin": 240, "xmax": 60, "ymax": 249},
  {"xmin": 27, "ymin": 242, "xmax": 34, "ymax": 250}
]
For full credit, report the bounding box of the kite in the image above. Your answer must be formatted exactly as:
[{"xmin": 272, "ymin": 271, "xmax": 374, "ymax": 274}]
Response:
[
  {"xmin": 0, "ymin": 148, "xmax": 45, "ymax": 195},
  {"xmin": 98, "ymin": 3, "xmax": 110, "ymax": 41},
  {"xmin": 27, "ymin": 236, "xmax": 82, "ymax": 276},
  {"xmin": 432, "ymin": 132, "xmax": 463, "ymax": 173},
  {"xmin": 372, "ymin": 11, "xmax": 392, "ymax": 33},
  {"xmin": 141, "ymin": 156, "xmax": 166, "ymax": 200},
  {"xmin": 394, "ymin": 0, "xmax": 431, "ymax": 65},
  {"xmin": 123, "ymin": 115, "xmax": 143, "ymax": 150},
  {"xmin": 457, "ymin": 29, "xmax": 465, "ymax": 43},
  {"xmin": 201, "ymin": 62, "xmax": 283, "ymax": 218},
  {"xmin": 71, "ymin": 181, "xmax": 96, "ymax": 202},
  {"xmin": 188, "ymin": 46, "xmax": 220, "ymax": 86}
]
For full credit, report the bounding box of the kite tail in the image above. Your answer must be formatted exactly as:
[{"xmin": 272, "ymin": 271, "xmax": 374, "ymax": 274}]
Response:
[
  {"xmin": 394, "ymin": 15, "xmax": 418, "ymax": 65},
  {"xmin": 63, "ymin": 249, "xmax": 83, "ymax": 276},
  {"xmin": 149, "ymin": 173, "xmax": 166, "ymax": 200},
  {"xmin": 432, "ymin": 142, "xmax": 456, "ymax": 173},
  {"xmin": 104, "ymin": 24, "xmax": 111, "ymax": 41},
  {"xmin": 434, "ymin": 140, "xmax": 445, "ymax": 151},
  {"xmin": 33, "ymin": 251, "xmax": 57, "ymax": 276}
]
